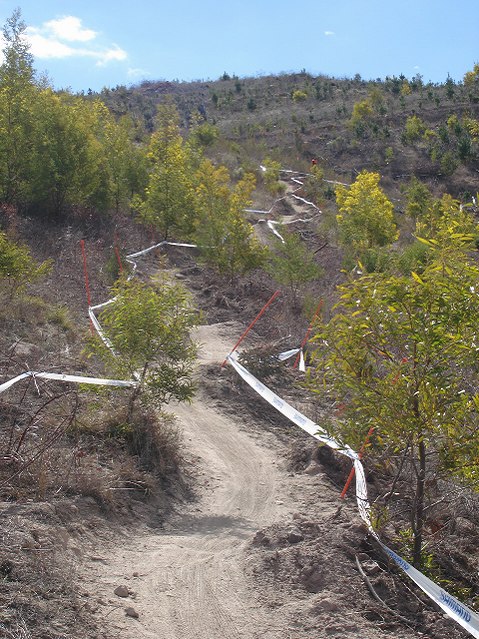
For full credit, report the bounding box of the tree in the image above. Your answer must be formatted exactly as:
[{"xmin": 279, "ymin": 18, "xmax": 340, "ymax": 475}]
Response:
[
  {"xmin": 0, "ymin": 231, "xmax": 51, "ymax": 300},
  {"xmin": 0, "ymin": 9, "xmax": 36, "ymax": 207},
  {"xmin": 188, "ymin": 118, "xmax": 218, "ymax": 152},
  {"xmin": 303, "ymin": 164, "xmax": 324, "ymax": 205},
  {"xmin": 415, "ymin": 193, "xmax": 475, "ymax": 240},
  {"xmin": 349, "ymin": 99, "xmax": 374, "ymax": 136},
  {"xmin": 308, "ymin": 226, "xmax": 479, "ymax": 568},
  {"xmin": 402, "ymin": 115, "xmax": 426, "ymax": 144},
  {"xmin": 194, "ymin": 159, "xmax": 267, "ymax": 279},
  {"xmin": 463, "ymin": 63, "xmax": 479, "ymax": 100},
  {"xmin": 90, "ymin": 276, "xmax": 198, "ymax": 419},
  {"xmin": 29, "ymin": 91, "xmax": 101, "ymax": 216},
  {"xmin": 403, "ymin": 177, "xmax": 433, "ymax": 221},
  {"xmin": 92, "ymin": 101, "xmax": 148, "ymax": 214},
  {"xmin": 137, "ymin": 103, "xmax": 195, "ymax": 239},
  {"xmin": 266, "ymin": 227, "xmax": 322, "ymax": 302},
  {"xmin": 335, "ymin": 171, "xmax": 397, "ymax": 257},
  {"xmin": 291, "ymin": 89, "xmax": 308, "ymax": 102},
  {"xmin": 261, "ymin": 157, "xmax": 284, "ymax": 196}
]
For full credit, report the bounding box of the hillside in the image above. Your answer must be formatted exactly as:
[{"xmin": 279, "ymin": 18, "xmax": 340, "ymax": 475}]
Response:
[
  {"xmin": 98, "ymin": 71, "xmax": 479, "ymax": 201},
  {"xmin": 2, "ymin": 31, "xmax": 479, "ymax": 637}
]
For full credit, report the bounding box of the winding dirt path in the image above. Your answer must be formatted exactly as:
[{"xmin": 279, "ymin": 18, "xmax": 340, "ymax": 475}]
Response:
[{"xmin": 82, "ymin": 322, "xmax": 293, "ymax": 638}]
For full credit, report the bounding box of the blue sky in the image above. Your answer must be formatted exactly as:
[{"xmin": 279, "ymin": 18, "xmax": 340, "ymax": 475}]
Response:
[{"xmin": 0, "ymin": 1, "xmax": 477, "ymax": 93}]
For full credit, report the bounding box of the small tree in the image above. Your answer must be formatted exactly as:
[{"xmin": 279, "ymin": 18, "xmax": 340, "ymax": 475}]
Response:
[
  {"xmin": 402, "ymin": 115, "xmax": 426, "ymax": 144},
  {"xmin": 0, "ymin": 231, "xmax": 51, "ymax": 300},
  {"xmin": 266, "ymin": 227, "xmax": 322, "ymax": 302},
  {"xmin": 335, "ymin": 171, "xmax": 397, "ymax": 258},
  {"xmin": 137, "ymin": 103, "xmax": 195, "ymax": 240},
  {"xmin": 0, "ymin": 9, "xmax": 36, "ymax": 206},
  {"xmin": 194, "ymin": 159, "xmax": 267, "ymax": 279},
  {"xmin": 349, "ymin": 99, "xmax": 374, "ymax": 136},
  {"xmin": 261, "ymin": 157, "xmax": 284, "ymax": 196},
  {"xmin": 403, "ymin": 176, "xmax": 433, "ymax": 221},
  {"xmin": 303, "ymin": 164, "xmax": 324, "ymax": 205},
  {"xmin": 90, "ymin": 277, "xmax": 198, "ymax": 419},
  {"xmin": 464, "ymin": 63, "xmax": 479, "ymax": 100},
  {"xmin": 308, "ymin": 226, "xmax": 479, "ymax": 568},
  {"xmin": 415, "ymin": 193, "xmax": 475, "ymax": 240}
]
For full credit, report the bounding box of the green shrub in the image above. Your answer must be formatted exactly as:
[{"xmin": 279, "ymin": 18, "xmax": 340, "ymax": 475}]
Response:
[{"xmin": 0, "ymin": 231, "xmax": 52, "ymax": 300}]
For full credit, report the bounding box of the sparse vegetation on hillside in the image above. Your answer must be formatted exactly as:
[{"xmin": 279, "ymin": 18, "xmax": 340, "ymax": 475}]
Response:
[{"xmin": 1, "ymin": 7, "xmax": 479, "ymax": 638}]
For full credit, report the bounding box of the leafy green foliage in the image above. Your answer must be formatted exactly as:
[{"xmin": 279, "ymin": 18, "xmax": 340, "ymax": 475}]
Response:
[
  {"xmin": 194, "ymin": 159, "xmax": 267, "ymax": 278},
  {"xmin": 335, "ymin": 171, "xmax": 397, "ymax": 258},
  {"xmin": 403, "ymin": 177, "xmax": 433, "ymax": 221},
  {"xmin": 308, "ymin": 223, "xmax": 479, "ymax": 565},
  {"xmin": 266, "ymin": 227, "xmax": 322, "ymax": 298},
  {"xmin": 464, "ymin": 63, "xmax": 479, "ymax": 99},
  {"xmin": 0, "ymin": 10, "xmax": 148, "ymax": 219},
  {"xmin": 261, "ymin": 157, "xmax": 284, "ymax": 196},
  {"xmin": 90, "ymin": 277, "xmax": 198, "ymax": 413},
  {"xmin": 188, "ymin": 120, "xmax": 219, "ymax": 150},
  {"xmin": 137, "ymin": 103, "xmax": 195, "ymax": 239},
  {"xmin": 93, "ymin": 102, "xmax": 148, "ymax": 214},
  {"xmin": 415, "ymin": 193, "xmax": 476, "ymax": 241},
  {"xmin": 402, "ymin": 115, "xmax": 426, "ymax": 143},
  {"xmin": 302, "ymin": 165, "xmax": 324, "ymax": 205},
  {"xmin": 349, "ymin": 99, "xmax": 374, "ymax": 136},
  {"xmin": 0, "ymin": 231, "xmax": 52, "ymax": 299},
  {"xmin": 291, "ymin": 89, "xmax": 308, "ymax": 102},
  {"xmin": 0, "ymin": 9, "xmax": 36, "ymax": 206}
]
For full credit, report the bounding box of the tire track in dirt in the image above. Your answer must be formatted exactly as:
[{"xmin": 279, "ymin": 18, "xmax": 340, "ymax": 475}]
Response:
[{"xmin": 82, "ymin": 322, "xmax": 291, "ymax": 638}]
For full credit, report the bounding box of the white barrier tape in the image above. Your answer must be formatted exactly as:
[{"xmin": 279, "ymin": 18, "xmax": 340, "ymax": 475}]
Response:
[
  {"xmin": 90, "ymin": 297, "xmax": 117, "ymax": 312},
  {"xmin": 380, "ymin": 541, "xmax": 479, "ymax": 637},
  {"xmin": 323, "ymin": 178, "xmax": 350, "ymax": 187},
  {"xmin": 0, "ymin": 370, "xmax": 137, "ymax": 395},
  {"xmin": 291, "ymin": 178, "xmax": 304, "ymax": 186},
  {"xmin": 33, "ymin": 372, "xmax": 137, "ymax": 387},
  {"xmin": 290, "ymin": 194, "xmax": 321, "ymax": 211},
  {"xmin": 267, "ymin": 220, "xmax": 285, "ymax": 243},
  {"xmin": 226, "ymin": 354, "xmax": 479, "ymax": 638},
  {"xmin": 277, "ymin": 348, "xmax": 305, "ymax": 371},
  {"xmin": 244, "ymin": 209, "xmax": 269, "ymax": 214},
  {"xmin": 126, "ymin": 240, "xmax": 197, "ymax": 259},
  {"xmin": 299, "ymin": 349, "xmax": 306, "ymax": 373},
  {"xmin": 278, "ymin": 348, "xmax": 300, "ymax": 361},
  {"xmin": 227, "ymin": 355, "xmax": 357, "ymax": 459},
  {"xmin": 88, "ymin": 307, "xmax": 117, "ymax": 353},
  {"xmin": 0, "ymin": 372, "xmax": 32, "ymax": 394}
]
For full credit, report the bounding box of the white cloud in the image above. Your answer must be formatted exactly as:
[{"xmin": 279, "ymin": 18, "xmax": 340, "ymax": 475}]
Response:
[
  {"xmin": 27, "ymin": 32, "xmax": 75, "ymax": 59},
  {"xmin": 127, "ymin": 67, "xmax": 150, "ymax": 79},
  {"xmin": 324, "ymin": 31, "xmax": 335, "ymax": 36},
  {"xmin": 95, "ymin": 45, "xmax": 128, "ymax": 66},
  {"xmin": 25, "ymin": 16, "xmax": 127, "ymax": 66},
  {"xmin": 44, "ymin": 16, "xmax": 96, "ymax": 42}
]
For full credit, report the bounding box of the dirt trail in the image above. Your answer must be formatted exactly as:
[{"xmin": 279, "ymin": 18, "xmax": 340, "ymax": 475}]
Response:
[
  {"xmin": 82, "ymin": 322, "xmax": 296, "ymax": 638},
  {"xmin": 251, "ymin": 176, "xmax": 320, "ymax": 246}
]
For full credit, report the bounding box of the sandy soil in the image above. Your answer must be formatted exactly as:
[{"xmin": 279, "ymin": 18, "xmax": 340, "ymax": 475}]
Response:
[
  {"xmin": 78, "ymin": 323, "xmax": 466, "ymax": 639},
  {"xmin": 81, "ymin": 322, "xmax": 296, "ymax": 638}
]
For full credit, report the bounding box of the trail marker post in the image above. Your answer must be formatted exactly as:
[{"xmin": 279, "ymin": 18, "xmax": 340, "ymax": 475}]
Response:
[{"xmin": 80, "ymin": 239, "xmax": 94, "ymax": 334}]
